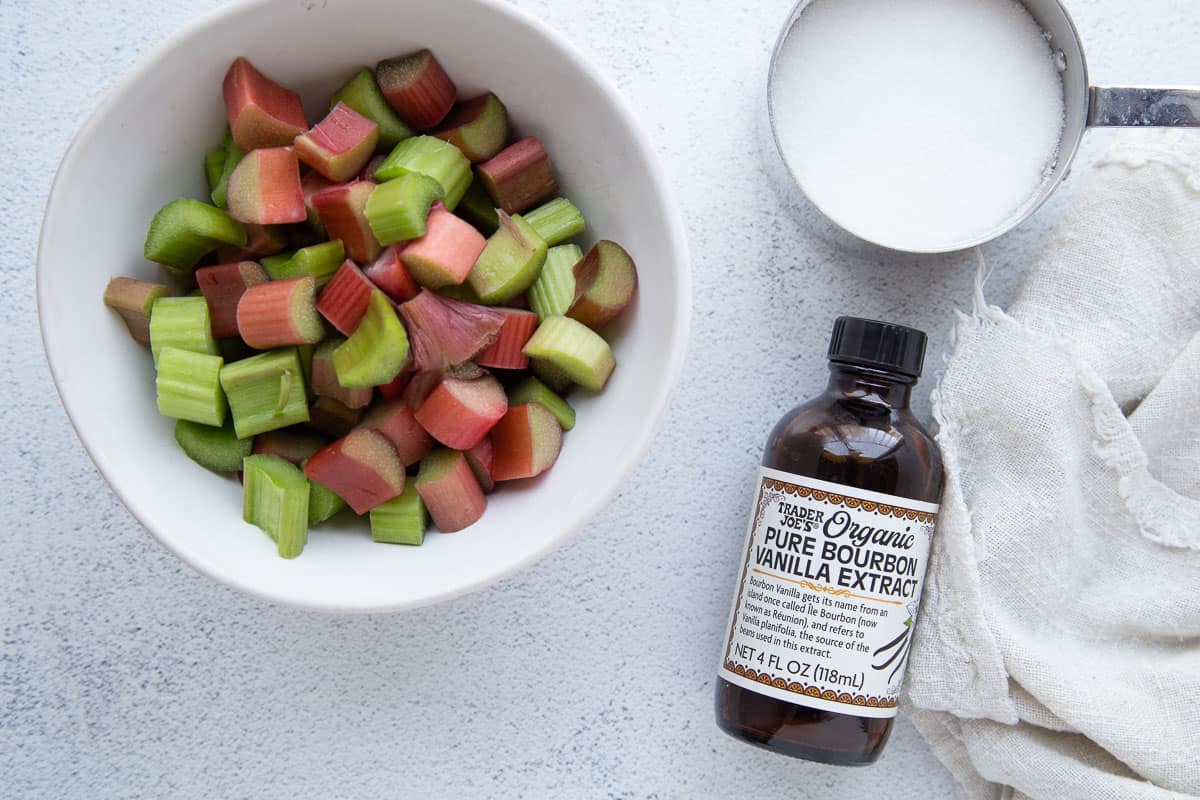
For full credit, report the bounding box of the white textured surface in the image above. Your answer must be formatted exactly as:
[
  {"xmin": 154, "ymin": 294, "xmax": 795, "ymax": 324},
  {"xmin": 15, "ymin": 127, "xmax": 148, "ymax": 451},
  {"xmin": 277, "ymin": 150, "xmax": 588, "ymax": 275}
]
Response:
[{"xmin": 3, "ymin": 1, "xmax": 1198, "ymax": 797}]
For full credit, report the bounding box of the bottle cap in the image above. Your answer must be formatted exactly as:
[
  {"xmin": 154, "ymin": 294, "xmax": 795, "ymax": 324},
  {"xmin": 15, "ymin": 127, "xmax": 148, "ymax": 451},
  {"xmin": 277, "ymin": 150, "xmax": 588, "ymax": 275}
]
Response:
[{"xmin": 827, "ymin": 317, "xmax": 927, "ymax": 378}]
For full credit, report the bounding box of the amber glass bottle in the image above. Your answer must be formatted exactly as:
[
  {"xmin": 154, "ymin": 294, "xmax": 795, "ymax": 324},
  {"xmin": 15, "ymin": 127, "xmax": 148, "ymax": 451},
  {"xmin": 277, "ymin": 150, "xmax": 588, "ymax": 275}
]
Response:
[{"xmin": 715, "ymin": 317, "xmax": 944, "ymax": 765}]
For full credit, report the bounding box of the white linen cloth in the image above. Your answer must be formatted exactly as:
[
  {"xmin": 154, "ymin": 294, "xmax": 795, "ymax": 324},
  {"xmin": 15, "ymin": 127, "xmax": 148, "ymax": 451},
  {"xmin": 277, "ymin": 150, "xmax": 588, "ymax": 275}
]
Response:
[{"xmin": 906, "ymin": 130, "xmax": 1200, "ymax": 800}]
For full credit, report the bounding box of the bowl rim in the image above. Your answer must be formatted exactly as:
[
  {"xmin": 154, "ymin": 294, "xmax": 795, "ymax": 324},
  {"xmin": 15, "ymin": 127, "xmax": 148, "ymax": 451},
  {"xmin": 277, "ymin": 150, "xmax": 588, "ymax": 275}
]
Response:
[{"xmin": 36, "ymin": 0, "xmax": 692, "ymax": 613}]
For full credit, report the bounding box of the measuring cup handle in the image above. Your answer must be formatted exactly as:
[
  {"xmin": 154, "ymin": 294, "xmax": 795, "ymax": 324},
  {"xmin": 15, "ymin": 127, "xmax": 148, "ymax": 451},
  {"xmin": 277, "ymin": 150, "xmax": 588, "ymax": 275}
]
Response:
[{"xmin": 1089, "ymin": 86, "xmax": 1200, "ymax": 127}]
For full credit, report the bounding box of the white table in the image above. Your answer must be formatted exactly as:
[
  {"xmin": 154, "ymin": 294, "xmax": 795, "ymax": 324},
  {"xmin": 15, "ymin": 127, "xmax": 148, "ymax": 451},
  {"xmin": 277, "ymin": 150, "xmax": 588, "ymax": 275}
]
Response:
[{"xmin": 4, "ymin": 0, "xmax": 1198, "ymax": 796}]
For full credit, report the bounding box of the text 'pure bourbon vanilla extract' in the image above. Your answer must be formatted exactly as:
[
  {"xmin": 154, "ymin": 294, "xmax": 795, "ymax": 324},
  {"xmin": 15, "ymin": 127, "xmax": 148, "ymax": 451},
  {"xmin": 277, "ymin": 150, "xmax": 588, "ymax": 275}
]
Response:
[{"xmin": 715, "ymin": 317, "xmax": 945, "ymax": 765}]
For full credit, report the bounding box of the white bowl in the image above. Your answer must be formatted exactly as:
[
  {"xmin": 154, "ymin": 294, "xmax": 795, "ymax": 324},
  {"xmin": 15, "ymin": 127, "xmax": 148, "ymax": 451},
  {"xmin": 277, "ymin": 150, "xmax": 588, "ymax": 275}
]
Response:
[{"xmin": 38, "ymin": 0, "xmax": 690, "ymax": 612}]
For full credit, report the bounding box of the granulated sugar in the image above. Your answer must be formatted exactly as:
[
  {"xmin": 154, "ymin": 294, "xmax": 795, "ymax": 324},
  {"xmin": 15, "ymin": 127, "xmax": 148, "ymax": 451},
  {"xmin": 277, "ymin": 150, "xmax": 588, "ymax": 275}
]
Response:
[{"xmin": 771, "ymin": 0, "xmax": 1066, "ymax": 251}]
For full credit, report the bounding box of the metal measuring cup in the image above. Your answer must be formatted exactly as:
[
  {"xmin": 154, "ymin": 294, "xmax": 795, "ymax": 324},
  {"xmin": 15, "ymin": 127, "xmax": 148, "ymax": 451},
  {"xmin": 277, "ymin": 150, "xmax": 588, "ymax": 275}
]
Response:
[{"xmin": 766, "ymin": 0, "xmax": 1200, "ymax": 255}]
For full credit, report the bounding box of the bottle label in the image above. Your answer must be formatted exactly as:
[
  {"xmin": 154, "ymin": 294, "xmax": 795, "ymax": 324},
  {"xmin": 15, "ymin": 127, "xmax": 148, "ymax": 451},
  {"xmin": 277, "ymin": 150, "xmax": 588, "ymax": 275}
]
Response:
[{"xmin": 718, "ymin": 467, "xmax": 939, "ymax": 718}]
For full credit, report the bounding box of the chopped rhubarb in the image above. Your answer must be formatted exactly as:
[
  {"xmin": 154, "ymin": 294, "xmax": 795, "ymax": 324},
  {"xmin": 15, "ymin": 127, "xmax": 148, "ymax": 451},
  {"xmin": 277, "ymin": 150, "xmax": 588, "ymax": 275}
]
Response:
[
  {"xmin": 294, "ymin": 102, "xmax": 380, "ymax": 182},
  {"xmin": 433, "ymin": 92, "xmax": 509, "ymax": 163},
  {"xmin": 175, "ymin": 418, "xmax": 251, "ymax": 473},
  {"xmin": 360, "ymin": 399, "xmax": 434, "ymax": 466},
  {"xmin": 149, "ymin": 296, "xmax": 219, "ymax": 365},
  {"xmin": 398, "ymin": 289, "xmax": 505, "ymax": 372},
  {"xmin": 568, "ymin": 240, "xmax": 638, "ymax": 330},
  {"xmin": 457, "ymin": 179, "xmax": 500, "ymax": 235},
  {"xmin": 467, "ymin": 211, "xmax": 548, "ymax": 304},
  {"xmin": 300, "ymin": 170, "xmax": 332, "ymax": 235},
  {"xmin": 156, "ymin": 347, "xmax": 227, "ymax": 427},
  {"xmin": 465, "ymin": 436, "xmax": 496, "ymax": 493},
  {"xmin": 508, "ymin": 376, "xmax": 576, "ymax": 431},
  {"xmin": 211, "ymin": 134, "xmax": 243, "ymax": 210},
  {"xmin": 261, "ymin": 240, "xmax": 345, "ymax": 286},
  {"xmin": 196, "ymin": 261, "xmax": 268, "ymax": 338},
  {"xmin": 236, "ymin": 276, "xmax": 324, "ymax": 349},
  {"xmin": 364, "ymin": 244, "xmax": 420, "ymax": 303},
  {"xmin": 415, "ymin": 448, "xmax": 486, "ymax": 532},
  {"xmin": 375, "ymin": 49, "xmax": 457, "ymax": 130},
  {"xmin": 311, "ymin": 179, "xmax": 382, "ymax": 262},
  {"xmin": 490, "ymin": 403, "xmax": 564, "ymax": 482},
  {"xmin": 144, "ymin": 198, "xmax": 246, "ymax": 270},
  {"xmin": 205, "ymin": 147, "xmax": 226, "ymax": 192},
  {"xmin": 317, "ymin": 259, "xmax": 377, "ymax": 335},
  {"xmin": 222, "ymin": 57, "xmax": 308, "ymax": 151},
  {"xmin": 306, "ymin": 470, "xmax": 347, "ymax": 525},
  {"xmin": 477, "ymin": 137, "xmax": 558, "ymax": 214},
  {"xmin": 414, "ymin": 374, "xmax": 507, "ymax": 450},
  {"xmin": 378, "ymin": 370, "xmax": 411, "ymax": 401},
  {"xmin": 307, "ymin": 396, "xmax": 361, "ymax": 438},
  {"xmin": 226, "ymin": 146, "xmax": 306, "ymax": 225},
  {"xmin": 401, "ymin": 370, "xmax": 441, "ymax": 409},
  {"xmin": 251, "ymin": 428, "xmax": 328, "ymax": 465},
  {"xmin": 311, "ymin": 338, "xmax": 374, "ymax": 409},
  {"xmin": 475, "ymin": 308, "xmax": 539, "ymax": 370},
  {"xmin": 304, "ymin": 428, "xmax": 406, "ymax": 514},
  {"xmin": 401, "ymin": 203, "xmax": 487, "ymax": 289},
  {"xmin": 332, "ymin": 290, "xmax": 410, "ymax": 388},
  {"xmin": 529, "ymin": 244, "xmax": 581, "ymax": 320},
  {"xmin": 220, "ymin": 348, "xmax": 310, "ymax": 438},
  {"xmin": 104, "ymin": 277, "xmax": 169, "ymax": 343},
  {"xmin": 330, "ymin": 67, "xmax": 413, "ymax": 150},
  {"xmin": 216, "ymin": 223, "xmax": 289, "ymax": 262},
  {"xmin": 523, "ymin": 316, "xmax": 615, "ymax": 392},
  {"xmin": 370, "ymin": 484, "xmax": 427, "ymax": 545},
  {"xmin": 372, "ymin": 136, "xmax": 471, "ymax": 210},
  {"xmin": 364, "ymin": 173, "xmax": 444, "ymax": 244},
  {"xmin": 524, "ymin": 197, "xmax": 586, "ymax": 247},
  {"xmin": 242, "ymin": 454, "xmax": 310, "ymax": 559}
]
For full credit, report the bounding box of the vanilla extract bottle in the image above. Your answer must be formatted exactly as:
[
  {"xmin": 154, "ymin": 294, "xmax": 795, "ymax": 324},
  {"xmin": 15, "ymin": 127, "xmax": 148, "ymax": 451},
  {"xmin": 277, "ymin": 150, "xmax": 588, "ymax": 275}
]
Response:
[{"xmin": 715, "ymin": 317, "xmax": 944, "ymax": 765}]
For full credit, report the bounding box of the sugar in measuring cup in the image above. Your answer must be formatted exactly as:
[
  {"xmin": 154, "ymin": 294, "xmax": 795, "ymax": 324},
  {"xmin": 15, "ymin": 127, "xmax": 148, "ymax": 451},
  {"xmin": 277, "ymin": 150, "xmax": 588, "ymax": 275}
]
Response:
[{"xmin": 767, "ymin": 0, "xmax": 1200, "ymax": 254}]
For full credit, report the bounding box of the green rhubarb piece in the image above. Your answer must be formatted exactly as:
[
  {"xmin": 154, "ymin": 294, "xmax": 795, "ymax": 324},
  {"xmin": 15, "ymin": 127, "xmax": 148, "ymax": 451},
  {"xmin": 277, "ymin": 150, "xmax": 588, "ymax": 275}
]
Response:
[
  {"xmin": 523, "ymin": 198, "xmax": 585, "ymax": 247},
  {"xmin": 369, "ymin": 484, "xmax": 427, "ymax": 545},
  {"xmin": 205, "ymin": 149, "xmax": 227, "ymax": 192},
  {"xmin": 528, "ymin": 244, "xmax": 581, "ymax": 321},
  {"xmin": 156, "ymin": 347, "xmax": 227, "ymax": 426},
  {"xmin": 297, "ymin": 341, "xmax": 316, "ymax": 398},
  {"xmin": 331, "ymin": 67, "xmax": 414, "ymax": 151},
  {"xmin": 508, "ymin": 376, "xmax": 576, "ymax": 431},
  {"xmin": 174, "ymin": 418, "xmax": 251, "ymax": 472},
  {"xmin": 211, "ymin": 133, "xmax": 244, "ymax": 209},
  {"xmin": 332, "ymin": 290, "xmax": 410, "ymax": 388},
  {"xmin": 372, "ymin": 135, "xmax": 472, "ymax": 210},
  {"xmin": 149, "ymin": 296, "xmax": 219, "ymax": 365},
  {"xmin": 261, "ymin": 240, "xmax": 346, "ymax": 286},
  {"xmin": 457, "ymin": 179, "xmax": 499, "ymax": 235},
  {"xmin": 242, "ymin": 454, "xmax": 310, "ymax": 559},
  {"xmin": 144, "ymin": 199, "xmax": 247, "ymax": 271},
  {"xmin": 522, "ymin": 316, "xmax": 615, "ymax": 392},
  {"xmin": 467, "ymin": 211, "xmax": 548, "ymax": 304},
  {"xmin": 532, "ymin": 358, "xmax": 573, "ymax": 393},
  {"xmin": 364, "ymin": 173, "xmax": 444, "ymax": 244},
  {"xmin": 220, "ymin": 348, "xmax": 311, "ymax": 439},
  {"xmin": 436, "ymin": 282, "xmax": 485, "ymax": 304},
  {"xmin": 303, "ymin": 460, "xmax": 347, "ymax": 525}
]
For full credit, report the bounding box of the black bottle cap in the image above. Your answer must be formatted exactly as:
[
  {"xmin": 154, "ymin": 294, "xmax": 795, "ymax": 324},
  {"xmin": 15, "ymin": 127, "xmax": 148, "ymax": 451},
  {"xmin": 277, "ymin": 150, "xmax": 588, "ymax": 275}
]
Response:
[{"xmin": 827, "ymin": 317, "xmax": 927, "ymax": 378}]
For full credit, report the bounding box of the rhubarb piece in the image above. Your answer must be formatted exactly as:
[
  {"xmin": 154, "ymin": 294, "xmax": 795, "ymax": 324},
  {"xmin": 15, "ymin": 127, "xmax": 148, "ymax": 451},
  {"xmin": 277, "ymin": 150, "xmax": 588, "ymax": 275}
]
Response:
[
  {"xmin": 372, "ymin": 135, "xmax": 471, "ymax": 210},
  {"xmin": 369, "ymin": 484, "xmax": 427, "ymax": 545},
  {"xmin": 242, "ymin": 454, "xmax": 310, "ymax": 559},
  {"xmin": 361, "ymin": 400, "xmax": 434, "ymax": 465},
  {"xmin": 568, "ymin": 240, "xmax": 639, "ymax": 330},
  {"xmin": 104, "ymin": 277, "xmax": 169, "ymax": 343},
  {"xmin": 311, "ymin": 179, "xmax": 381, "ymax": 263},
  {"xmin": 532, "ymin": 358, "xmax": 573, "ymax": 393},
  {"xmin": 467, "ymin": 211, "xmax": 548, "ymax": 304},
  {"xmin": 457, "ymin": 179, "xmax": 500, "ymax": 235},
  {"xmin": 436, "ymin": 282, "xmax": 484, "ymax": 304},
  {"xmin": 332, "ymin": 290, "xmax": 410, "ymax": 388},
  {"xmin": 252, "ymin": 428, "xmax": 327, "ymax": 465},
  {"xmin": 433, "ymin": 92, "xmax": 509, "ymax": 163},
  {"xmin": 523, "ymin": 316, "xmax": 615, "ymax": 392},
  {"xmin": 220, "ymin": 348, "xmax": 310, "ymax": 438},
  {"xmin": 226, "ymin": 146, "xmax": 306, "ymax": 225},
  {"xmin": 156, "ymin": 347, "xmax": 226, "ymax": 426},
  {"xmin": 399, "ymin": 289, "xmax": 504, "ymax": 371},
  {"xmin": 401, "ymin": 204, "xmax": 487, "ymax": 288},
  {"xmin": 305, "ymin": 465, "xmax": 347, "ymax": 525},
  {"xmin": 216, "ymin": 223, "xmax": 289, "ymax": 262},
  {"xmin": 304, "ymin": 428, "xmax": 406, "ymax": 514},
  {"xmin": 465, "ymin": 436, "xmax": 495, "ymax": 493},
  {"xmin": 261, "ymin": 240, "xmax": 345, "ymax": 286},
  {"xmin": 297, "ymin": 342, "xmax": 316, "ymax": 397},
  {"xmin": 524, "ymin": 198, "xmax": 585, "ymax": 247},
  {"xmin": 294, "ymin": 102, "xmax": 380, "ymax": 182},
  {"xmin": 144, "ymin": 199, "xmax": 247, "ymax": 270},
  {"xmin": 378, "ymin": 371, "xmax": 410, "ymax": 401},
  {"xmin": 211, "ymin": 133, "xmax": 244, "ymax": 209},
  {"xmin": 307, "ymin": 396, "xmax": 361, "ymax": 438},
  {"xmin": 236, "ymin": 276, "xmax": 324, "ymax": 349},
  {"xmin": 477, "ymin": 137, "xmax": 558, "ymax": 214},
  {"xmin": 414, "ymin": 448, "xmax": 486, "ymax": 532},
  {"xmin": 414, "ymin": 374, "xmax": 507, "ymax": 450},
  {"xmin": 528, "ymin": 244, "xmax": 581, "ymax": 321},
  {"xmin": 300, "ymin": 170, "xmax": 331, "ymax": 235},
  {"xmin": 401, "ymin": 370, "xmax": 441, "ymax": 409},
  {"xmin": 311, "ymin": 338, "xmax": 373, "ymax": 408},
  {"xmin": 205, "ymin": 148, "xmax": 227, "ymax": 192},
  {"xmin": 364, "ymin": 173, "xmax": 444, "ymax": 244},
  {"xmin": 330, "ymin": 67, "xmax": 414, "ymax": 151},
  {"xmin": 149, "ymin": 296, "xmax": 219, "ymax": 365},
  {"xmin": 174, "ymin": 418, "xmax": 252, "ymax": 472},
  {"xmin": 508, "ymin": 376, "xmax": 576, "ymax": 431},
  {"xmin": 223, "ymin": 57, "xmax": 308, "ymax": 152},
  {"xmin": 196, "ymin": 261, "xmax": 269, "ymax": 339},
  {"xmin": 316, "ymin": 259, "xmax": 376, "ymax": 335},
  {"xmin": 476, "ymin": 308, "xmax": 539, "ymax": 370},
  {"xmin": 364, "ymin": 244, "xmax": 420, "ymax": 303},
  {"xmin": 375, "ymin": 50, "xmax": 456, "ymax": 130},
  {"xmin": 491, "ymin": 403, "xmax": 564, "ymax": 482}
]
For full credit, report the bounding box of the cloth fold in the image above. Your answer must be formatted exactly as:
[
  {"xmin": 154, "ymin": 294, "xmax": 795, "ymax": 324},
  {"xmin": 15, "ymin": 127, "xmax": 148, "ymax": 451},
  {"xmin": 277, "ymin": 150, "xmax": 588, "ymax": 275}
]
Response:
[{"xmin": 906, "ymin": 129, "xmax": 1200, "ymax": 800}]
